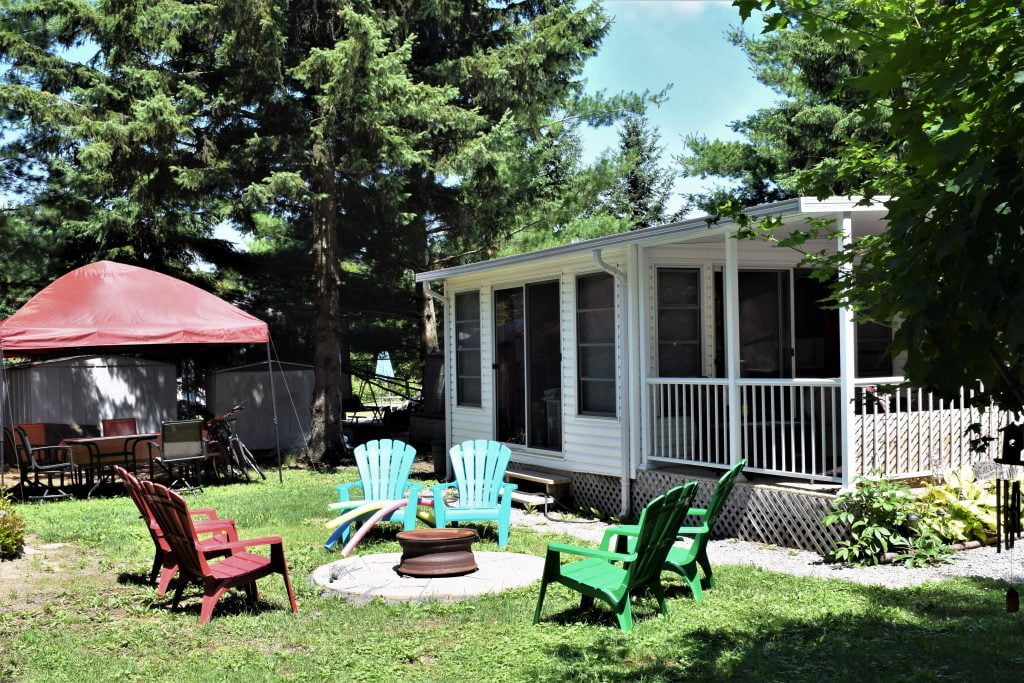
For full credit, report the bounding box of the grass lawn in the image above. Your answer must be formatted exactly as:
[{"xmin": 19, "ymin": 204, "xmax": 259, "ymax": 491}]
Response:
[{"xmin": 2, "ymin": 468, "xmax": 1023, "ymax": 682}]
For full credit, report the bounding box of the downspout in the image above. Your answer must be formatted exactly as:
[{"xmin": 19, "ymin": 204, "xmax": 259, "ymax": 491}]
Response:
[{"xmin": 593, "ymin": 249, "xmax": 631, "ymax": 517}]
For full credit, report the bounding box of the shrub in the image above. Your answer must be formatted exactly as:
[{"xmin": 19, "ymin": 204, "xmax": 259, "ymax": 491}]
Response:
[
  {"xmin": 823, "ymin": 473, "xmax": 953, "ymax": 567},
  {"xmin": 0, "ymin": 491, "xmax": 27, "ymax": 560},
  {"xmin": 913, "ymin": 466, "xmax": 997, "ymax": 544}
]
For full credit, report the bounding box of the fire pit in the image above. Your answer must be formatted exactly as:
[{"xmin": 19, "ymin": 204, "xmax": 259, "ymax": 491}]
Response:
[{"xmin": 395, "ymin": 528, "xmax": 478, "ymax": 577}]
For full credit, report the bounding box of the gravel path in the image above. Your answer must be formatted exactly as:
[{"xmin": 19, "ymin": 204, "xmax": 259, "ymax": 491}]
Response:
[{"xmin": 510, "ymin": 508, "xmax": 1024, "ymax": 589}]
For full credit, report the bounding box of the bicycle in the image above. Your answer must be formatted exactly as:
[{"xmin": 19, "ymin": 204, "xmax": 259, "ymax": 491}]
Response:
[{"xmin": 205, "ymin": 401, "xmax": 266, "ymax": 481}]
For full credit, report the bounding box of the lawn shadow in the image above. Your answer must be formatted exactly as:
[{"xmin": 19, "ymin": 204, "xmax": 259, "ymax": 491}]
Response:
[
  {"xmin": 116, "ymin": 571, "xmax": 154, "ymax": 588},
  {"xmin": 526, "ymin": 576, "xmax": 1024, "ymax": 681},
  {"xmin": 150, "ymin": 584, "xmax": 292, "ymax": 621}
]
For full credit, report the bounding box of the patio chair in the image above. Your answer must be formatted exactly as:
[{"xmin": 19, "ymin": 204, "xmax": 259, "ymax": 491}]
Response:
[
  {"xmin": 114, "ymin": 466, "xmax": 238, "ymax": 595},
  {"xmin": 533, "ymin": 482, "xmax": 699, "ymax": 633},
  {"xmin": 430, "ymin": 440, "xmax": 517, "ymax": 549},
  {"xmin": 148, "ymin": 419, "xmax": 209, "ymax": 493},
  {"xmin": 326, "ymin": 439, "xmax": 423, "ymax": 548},
  {"xmin": 138, "ymin": 479, "xmax": 299, "ymax": 625},
  {"xmin": 102, "ymin": 417, "xmax": 138, "ymax": 437},
  {"xmin": 603, "ymin": 459, "xmax": 746, "ymax": 600},
  {"xmin": 5, "ymin": 424, "xmax": 78, "ymax": 501}
]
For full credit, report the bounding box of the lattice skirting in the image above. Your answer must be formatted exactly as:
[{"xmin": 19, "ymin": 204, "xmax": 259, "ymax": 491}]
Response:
[
  {"xmin": 634, "ymin": 471, "xmax": 846, "ymax": 556},
  {"xmin": 507, "ymin": 464, "xmax": 845, "ymax": 555}
]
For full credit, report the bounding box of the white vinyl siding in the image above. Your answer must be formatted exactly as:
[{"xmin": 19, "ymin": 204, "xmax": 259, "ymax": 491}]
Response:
[{"xmin": 444, "ymin": 253, "xmax": 625, "ymax": 477}]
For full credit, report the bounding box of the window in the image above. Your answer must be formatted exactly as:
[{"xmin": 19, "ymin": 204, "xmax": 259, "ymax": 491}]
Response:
[
  {"xmin": 856, "ymin": 322, "xmax": 893, "ymax": 377},
  {"xmin": 577, "ymin": 273, "xmax": 616, "ymax": 416},
  {"xmin": 656, "ymin": 268, "xmax": 702, "ymax": 377},
  {"xmin": 455, "ymin": 291, "xmax": 481, "ymax": 406}
]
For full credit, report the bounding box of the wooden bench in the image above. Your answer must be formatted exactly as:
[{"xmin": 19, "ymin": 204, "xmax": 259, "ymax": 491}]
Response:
[{"xmin": 504, "ymin": 468, "xmax": 571, "ymax": 512}]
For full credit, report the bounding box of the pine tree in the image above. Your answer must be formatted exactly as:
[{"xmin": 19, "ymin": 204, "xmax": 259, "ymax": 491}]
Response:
[
  {"xmin": 1, "ymin": 1, "xmax": 616, "ymax": 463},
  {"xmin": 609, "ymin": 113, "xmax": 673, "ymax": 229}
]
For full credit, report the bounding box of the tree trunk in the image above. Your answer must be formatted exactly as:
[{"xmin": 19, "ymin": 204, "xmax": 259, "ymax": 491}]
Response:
[
  {"xmin": 307, "ymin": 135, "xmax": 346, "ymax": 466},
  {"xmin": 418, "ymin": 281, "xmax": 440, "ymax": 355}
]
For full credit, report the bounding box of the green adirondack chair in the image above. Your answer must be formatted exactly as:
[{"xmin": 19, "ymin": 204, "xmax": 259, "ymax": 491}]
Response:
[
  {"xmin": 603, "ymin": 459, "xmax": 746, "ymax": 600},
  {"xmin": 430, "ymin": 440, "xmax": 517, "ymax": 548},
  {"xmin": 330, "ymin": 439, "xmax": 423, "ymax": 547},
  {"xmin": 533, "ymin": 482, "xmax": 699, "ymax": 633}
]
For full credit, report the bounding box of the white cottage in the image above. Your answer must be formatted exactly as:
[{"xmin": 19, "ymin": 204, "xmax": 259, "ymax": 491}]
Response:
[{"xmin": 416, "ymin": 197, "xmax": 1008, "ymax": 552}]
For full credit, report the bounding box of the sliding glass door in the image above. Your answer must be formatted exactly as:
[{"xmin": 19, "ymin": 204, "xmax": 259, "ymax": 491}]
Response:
[{"xmin": 494, "ymin": 281, "xmax": 562, "ymax": 451}]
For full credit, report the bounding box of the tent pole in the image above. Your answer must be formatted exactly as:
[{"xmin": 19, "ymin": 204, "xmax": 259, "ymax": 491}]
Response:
[
  {"xmin": 0, "ymin": 346, "xmax": 5, "ymax": 496},
  {"xmin": 267, "ymin": 342, "xmax": 282, "ymax": 483}
]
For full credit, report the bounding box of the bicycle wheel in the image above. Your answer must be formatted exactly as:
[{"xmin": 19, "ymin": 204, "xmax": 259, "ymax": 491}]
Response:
[{"xmin": 232, "ymin": 437, "xmax": 266, "ymax": 480}]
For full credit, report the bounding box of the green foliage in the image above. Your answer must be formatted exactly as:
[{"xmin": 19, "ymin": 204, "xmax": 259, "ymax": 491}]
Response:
[
  {"xmin": 735, "ymin": 0, "xmax": 1024, "ymax": 416},
  {"xmin": 0, "ymin": 491, "xmax": 26, "ymax": 560},
  {"xmin": 680, "ymin": 1, "xmax": 879, "ymax": 214},
  {"xmin": 605, "ymin": 113, "xmax": 674, "ymax": 229},
  {"xmin": 824, "ymin": 473, "xmax": 962, "ymax": 568},
  {"xmin": 914, "ymin": 467, "xmax": 997, "ymax": 545},
  {"xmin": 824, "ymin": 474, "xmax": 917, "ymax": 566}
]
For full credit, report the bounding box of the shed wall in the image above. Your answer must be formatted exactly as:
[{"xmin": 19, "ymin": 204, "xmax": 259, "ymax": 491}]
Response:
[
  {"xmin": 4, "ymin": 355, "xmax": 176, "ymax": 432},
  {"xmin": 208, "ymin": 364, "xmax": 313, "ymax": 451}
]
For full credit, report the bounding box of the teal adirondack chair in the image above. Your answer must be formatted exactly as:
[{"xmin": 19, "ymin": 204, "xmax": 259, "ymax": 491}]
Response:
[
  {"xmin": 604, "ymin": 459, "xmax": 746, "ymax": 600},
  {"xmin": 329, "ymin": 439, "xmax": 422, "ymax": 547},
  {"xmin": 430, "ymin": 440, "xmax": 517, "ymax": 549},
  {"xmin": 533, "ymin": 482, "xmax": 699, "ymax": 633}
]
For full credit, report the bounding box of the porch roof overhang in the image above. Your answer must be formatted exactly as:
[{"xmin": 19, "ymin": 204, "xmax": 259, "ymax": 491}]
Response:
[{"xmin": 415, "ymin": 196, "xmax": 889, "ymax": 284}]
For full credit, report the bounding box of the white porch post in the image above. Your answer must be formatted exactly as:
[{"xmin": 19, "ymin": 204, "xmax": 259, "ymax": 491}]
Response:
[
  {"xmin": 724, "ymin": 231, "xmax": 742, "ymax": 465},
  {"xmin": 837, "ymin": 211, "xmax": 856, "ymax": 489}
]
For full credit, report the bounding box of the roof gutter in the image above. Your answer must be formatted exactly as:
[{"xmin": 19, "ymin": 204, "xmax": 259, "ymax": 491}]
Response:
[{"xmin": 592, "ymin": 249, "xmax": 631, "ymax": 518}]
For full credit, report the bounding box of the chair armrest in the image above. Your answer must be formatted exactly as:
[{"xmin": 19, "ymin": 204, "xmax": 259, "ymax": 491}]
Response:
[
  {"xmin": 403, "ymin": 482, "xmax": 425, "ymax": 498},
  {"xmin": 687, "ymin": 507, "xmax": 708, "ymax": 518},
  {"xmin": 190, "ymin": 508, "xmax": 220, "ymax": 520},
  {"xmin": 147, "ymin": 441, "xmax": 162, "ymax": 460},
  {"xmin": 201, "ymin": 536, "xmax": 283, "ymax": 553},
  {"xmin": 336, "ymin": 481, "xmax": 363, "ymax": 502},
  {"xmin": 600, "ymin": 524, "xmax": 639, "ymax": 552},
  {"xmin": 547, "ymin": 542, "xmax": 636, "ymax": 564},
  {"xmin": 677, "ymin": 523, "xmax": 710, "ymax": 537},
  {"xmin": 193, "ymin": 524, "xmax": 237, "ymax": 540},
  {"xmin": 430, "ymin": 482, "xmax": 456, "ymax": 498},
  {"xmin": 498, "ymin": 482, "xmax": 518, "ymax": 495}
]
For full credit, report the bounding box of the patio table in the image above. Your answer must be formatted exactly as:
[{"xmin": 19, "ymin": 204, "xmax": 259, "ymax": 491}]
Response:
[{"xmin": 61, "ymin": 433, "xmax": 159, "ymax": 498}]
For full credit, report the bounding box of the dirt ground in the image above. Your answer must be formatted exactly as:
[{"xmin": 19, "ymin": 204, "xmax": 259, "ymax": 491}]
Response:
[{"xmin": 0, "ymin": 536, "xmax": 106, "ymax": 613}]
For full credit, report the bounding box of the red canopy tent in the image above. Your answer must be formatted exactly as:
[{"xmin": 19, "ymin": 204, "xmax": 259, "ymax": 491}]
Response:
[{"xmin": 0, "ymin": 261, "xmax": 281, "ymax": 484}]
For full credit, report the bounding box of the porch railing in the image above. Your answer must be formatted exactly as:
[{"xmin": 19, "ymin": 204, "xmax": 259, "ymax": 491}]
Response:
[
  {"xmin": 647, "ymin": 378, "xmax": 842, "ymax": 482},
  {"xmin": 647, "ymin": 376, "xmax": 1014, "ymax": 483}
]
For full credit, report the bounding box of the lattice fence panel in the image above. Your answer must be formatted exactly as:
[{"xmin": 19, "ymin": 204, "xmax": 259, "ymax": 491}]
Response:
[
  {"xmin": 570, "ymin": 473, "xmax": 622, "ymax": 515},
  {"xmin": 855, "ymin": 406, "xmax": 1008, "ymax": 478},
  {"xmin": 634, "ymin": 471, "xmax": 845, "ymax": 555}
]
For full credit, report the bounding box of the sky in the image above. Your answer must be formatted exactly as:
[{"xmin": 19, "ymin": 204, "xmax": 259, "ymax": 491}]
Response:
[{"xmin": 580, "ymin": 0, "xmax": 777, "ymax": 214}]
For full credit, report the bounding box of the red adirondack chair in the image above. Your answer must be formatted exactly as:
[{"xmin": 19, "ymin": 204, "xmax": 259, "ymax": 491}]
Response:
[
  {"xmin": 114, "ymin": 466, "xmax": 239, "ymax": 595},
  {"xmin": 138, "ymin": 479, "xmax": 299, "ymax": 625}
]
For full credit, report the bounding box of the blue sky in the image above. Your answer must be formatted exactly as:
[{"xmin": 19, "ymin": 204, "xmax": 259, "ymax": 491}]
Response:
[{"xmin": 580, "ymin": 0, "xmax": 776, "ymax": 213}]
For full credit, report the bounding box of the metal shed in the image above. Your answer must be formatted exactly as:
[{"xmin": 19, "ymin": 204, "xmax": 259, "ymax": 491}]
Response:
[
  {"xmin": 207, "ymin": 361, "xmax": 312, "ymax": 451},
  {"xmin": 3, "ymin": 354, "xmax": 176, "ymax": 432}
]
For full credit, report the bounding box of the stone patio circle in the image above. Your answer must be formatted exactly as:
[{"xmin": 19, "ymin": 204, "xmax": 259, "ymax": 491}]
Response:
[{"xmin": 310, "ymin": 551, "xmax": 544, "ymax": 603}]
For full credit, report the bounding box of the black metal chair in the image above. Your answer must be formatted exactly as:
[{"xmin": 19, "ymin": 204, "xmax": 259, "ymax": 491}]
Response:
[
  {"xmin": 148, "ymin": 420, "xmax": 208, "ymax": 493},
  {"xmin": 5, "ymin": 425, "xmax": 78, "ymax": 501}
]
